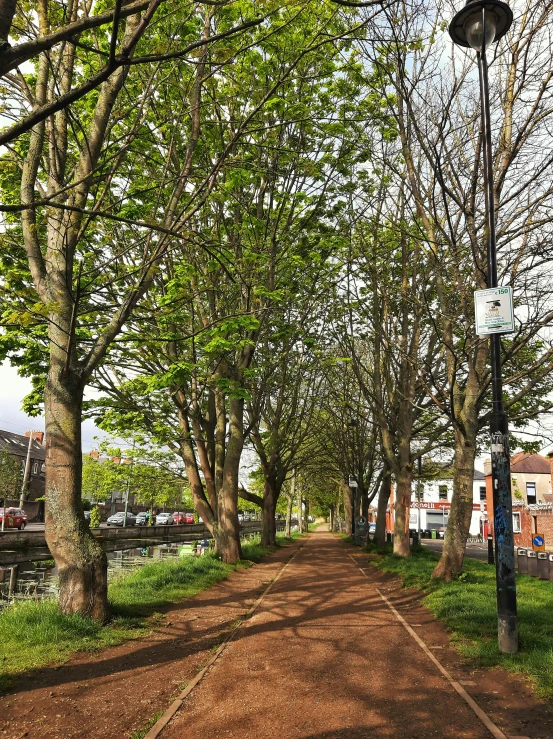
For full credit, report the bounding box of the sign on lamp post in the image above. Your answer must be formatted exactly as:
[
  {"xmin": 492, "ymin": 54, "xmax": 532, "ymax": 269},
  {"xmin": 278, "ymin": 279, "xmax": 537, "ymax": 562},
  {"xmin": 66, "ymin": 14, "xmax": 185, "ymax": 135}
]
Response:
[{"xmin": 474, "ymin": 287, "xmax": 515, "ymax": 336}]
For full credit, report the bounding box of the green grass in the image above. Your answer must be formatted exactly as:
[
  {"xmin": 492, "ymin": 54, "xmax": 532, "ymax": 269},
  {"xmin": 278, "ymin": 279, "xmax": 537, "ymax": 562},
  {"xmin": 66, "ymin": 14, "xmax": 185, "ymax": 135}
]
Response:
[
  {"xmin": 0, "ymin": 600, "xmax": 145, "ymax": 691},
  {"xmin": 109, "ymin": 552, "xmax": 238, "ymax": 617},
  {"xmin": 369, "ymin": 546, "xmax": 553, "ymax": 701},
  {"xmin": 129, "ymin": 711, "xmax": 163, "ymax": 739},
  {"xmin": 0, "ymin": 535, "xmax": 300, "ymax": 691}
]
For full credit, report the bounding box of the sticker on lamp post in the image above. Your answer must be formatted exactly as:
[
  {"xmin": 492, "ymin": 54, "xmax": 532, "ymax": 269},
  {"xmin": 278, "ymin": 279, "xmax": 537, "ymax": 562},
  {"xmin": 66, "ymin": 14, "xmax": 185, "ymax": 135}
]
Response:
[{"xmin": 474, "ymin": 287, "xmax": 515, "ymax": 336}]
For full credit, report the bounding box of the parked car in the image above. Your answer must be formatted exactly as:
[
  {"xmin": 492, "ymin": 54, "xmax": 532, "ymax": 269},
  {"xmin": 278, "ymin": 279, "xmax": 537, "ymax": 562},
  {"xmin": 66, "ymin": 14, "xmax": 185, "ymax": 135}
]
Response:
[
  {"xmin": 106, "ymin": 511, "xmax": 136, "ymax": 526},
  {"xmin": 0, "ymin": 507, "xmax": 27, "ymax": 530},
  {"xmin": 238, "ymin": 513, "xmax": 245, "ymax": 523},
  {"xmin": 243, "ymin": 513, "xmax": 251, "ymax": 522},
  {"xmin": 369, "ymin": 522, "xmax": 376, "ymax": 534},
  {"xmin": 172, "ymin": 512, "xmax": 194, "ymax": 524},
  {"xmin": 83, "ymin": 510, "xmax": 91, "ymax": 524},
  {"xmin": 155, "ymin": 512, "xmax": 174, "ymax": 525},
  {"xmin": 135, "ymin": 512, "xmax": 148, "ymax": 525}
]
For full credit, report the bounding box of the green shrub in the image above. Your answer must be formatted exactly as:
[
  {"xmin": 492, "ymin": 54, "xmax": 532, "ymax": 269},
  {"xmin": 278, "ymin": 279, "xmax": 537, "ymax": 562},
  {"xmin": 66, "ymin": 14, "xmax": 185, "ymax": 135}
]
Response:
[{"xmin": 90, "ymin": 506, "xmax": 101, "ymax": 528}]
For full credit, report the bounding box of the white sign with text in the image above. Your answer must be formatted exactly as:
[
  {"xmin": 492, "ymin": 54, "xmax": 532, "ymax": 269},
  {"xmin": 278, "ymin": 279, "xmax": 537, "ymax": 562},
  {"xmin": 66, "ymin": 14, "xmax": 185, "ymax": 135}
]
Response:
[{"xmin": 474, "ymin": 287, "xmax": 515, "ymax": 336}]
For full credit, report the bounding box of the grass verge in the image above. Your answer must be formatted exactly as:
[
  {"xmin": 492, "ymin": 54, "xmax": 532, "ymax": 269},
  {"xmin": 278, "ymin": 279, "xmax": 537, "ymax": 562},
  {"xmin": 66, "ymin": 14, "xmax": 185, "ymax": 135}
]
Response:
[
  {"xmin": 368, "ymin": 545, "xmax": 553, "ymax": 701},
  {"xmin": 0, "ymin": 536, "xmax": 295, "ymax": 691}
]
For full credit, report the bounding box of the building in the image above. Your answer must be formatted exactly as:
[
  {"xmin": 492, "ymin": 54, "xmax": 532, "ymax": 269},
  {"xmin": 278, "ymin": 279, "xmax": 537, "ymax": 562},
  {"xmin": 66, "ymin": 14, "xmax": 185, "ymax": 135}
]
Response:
[
  {"xmin": 0, "ymin": 430, "xmax": 45, "ymax": 501},
  {"xmin": 408, "ymin": 470, "xmax": 487, "ymax": 537},
  {"xmin": 485, "ymin": 452, "xmax": 553, "ymax": 549}
]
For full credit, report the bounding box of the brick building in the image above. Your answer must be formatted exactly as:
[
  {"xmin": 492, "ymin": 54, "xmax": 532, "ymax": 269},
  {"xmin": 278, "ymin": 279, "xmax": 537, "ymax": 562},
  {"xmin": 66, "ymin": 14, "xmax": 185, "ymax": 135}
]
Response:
[{"xmin": 484, "ymin": 452, "xmax": 553, "ymax": 550}]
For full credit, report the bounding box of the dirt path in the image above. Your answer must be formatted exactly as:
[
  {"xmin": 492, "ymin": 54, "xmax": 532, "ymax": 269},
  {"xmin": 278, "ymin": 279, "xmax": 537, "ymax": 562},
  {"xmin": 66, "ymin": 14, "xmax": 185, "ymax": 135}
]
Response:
[
  {"xmin": 4, "ymin": 529, "xmax": 553, "ymax": 739},
  {"xmin": 0, "ymin": 538, "xmax": 305, "ymax": 739},
  {"xmin": 160, "ymin": 528, "xmax": 553, "ymax": 739}
]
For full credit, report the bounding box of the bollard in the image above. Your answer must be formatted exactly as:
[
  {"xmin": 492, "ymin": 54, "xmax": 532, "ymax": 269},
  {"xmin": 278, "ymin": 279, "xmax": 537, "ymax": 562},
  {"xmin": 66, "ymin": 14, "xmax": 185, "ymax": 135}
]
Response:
[
  {"xmin": 537, "ymin": 552, "xmax": 549, "ymax": 580},
  {"xmin": 412, "ymin": 532, "xmax": 419, "ymax": 547},
  {"xmin": 487, "ymin": 535, "xmax": 495, "ymax": 565},
  {"xmin": 8, "ymin": 565, "xmax": 17, "ymax": 595},
  {"xmin": 548, "ymin": 554, "xmax": 553, "ymax": 583},
  {"xmin": 527, "ymin": 550, "xmax": 538, "ymax": 577},
  {"xmin": 386, "ymin": 532, "xmax": 392, "ymax": 544},
  {"xmin": 517, "ymin": 548, "xmax": 528, "ymax": 575}
]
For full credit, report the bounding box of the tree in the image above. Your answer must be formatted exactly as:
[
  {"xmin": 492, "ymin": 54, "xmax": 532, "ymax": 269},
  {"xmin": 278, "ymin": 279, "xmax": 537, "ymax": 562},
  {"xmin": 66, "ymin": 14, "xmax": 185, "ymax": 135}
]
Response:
[
  {"xmin": 88, "ymin": 2, "xmax": 376, "ymax": 561},
  {"xmin": 0, "ymin": 0, "xmax": 282, "ymax": 618},
  {"xmin": 360, "ymin": 0, "xmax": 553, "ymax": 577},
  {"xmin": 0, "ymin": 447, "xmax": 22, "ymax": 499}
]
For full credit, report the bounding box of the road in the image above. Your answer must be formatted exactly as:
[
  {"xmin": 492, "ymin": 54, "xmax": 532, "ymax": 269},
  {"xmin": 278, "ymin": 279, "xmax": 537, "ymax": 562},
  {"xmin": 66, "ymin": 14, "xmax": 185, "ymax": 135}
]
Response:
[{"xmin": 422, "ymin": 538, "xmax": 490, "ymax": 562}]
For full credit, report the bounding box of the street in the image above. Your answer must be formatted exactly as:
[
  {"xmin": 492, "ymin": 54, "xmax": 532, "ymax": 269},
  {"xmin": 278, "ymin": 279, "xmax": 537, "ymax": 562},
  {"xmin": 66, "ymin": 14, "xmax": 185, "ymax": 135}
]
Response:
[{"xmin": 422, "ymin": 539, "xmax": 490, "ymax": 562}]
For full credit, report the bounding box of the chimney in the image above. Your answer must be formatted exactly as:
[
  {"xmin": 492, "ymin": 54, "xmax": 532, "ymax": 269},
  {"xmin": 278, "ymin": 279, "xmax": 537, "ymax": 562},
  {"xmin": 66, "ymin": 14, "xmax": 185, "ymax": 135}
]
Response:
[
  {"xmin": 26, "ymin": 430, "xmax": 44, "ymax": 445},
  {"xmin": 90, "ymin": 450, "xmax": 100, "ymax": 459}
]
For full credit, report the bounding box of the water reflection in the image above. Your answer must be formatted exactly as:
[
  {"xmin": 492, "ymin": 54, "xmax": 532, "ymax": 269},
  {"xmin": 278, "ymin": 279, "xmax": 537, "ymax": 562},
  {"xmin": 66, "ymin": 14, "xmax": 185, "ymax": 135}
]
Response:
[{"xmin": 0, "ymin": 534, "xmax": 253, "ymax": 610}]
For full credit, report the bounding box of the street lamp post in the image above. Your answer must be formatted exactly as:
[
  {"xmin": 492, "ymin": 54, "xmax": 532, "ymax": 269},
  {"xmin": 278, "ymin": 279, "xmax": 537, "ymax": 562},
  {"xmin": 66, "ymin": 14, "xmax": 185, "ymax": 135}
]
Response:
[{"xmin": 449, "ymin": 0, "xmax": 518, "ymax": 654}]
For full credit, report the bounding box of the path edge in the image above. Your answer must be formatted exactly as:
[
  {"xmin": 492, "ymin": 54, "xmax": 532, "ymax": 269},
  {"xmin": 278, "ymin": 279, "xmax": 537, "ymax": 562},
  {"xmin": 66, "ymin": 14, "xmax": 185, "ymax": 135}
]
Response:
[
  {"xmin": 347, "ymin": 552, "xmax": 507, "ymax": 739},
  {"xmin": 144, "ymin": 538, "xmax": 307, "ymax": 739}
]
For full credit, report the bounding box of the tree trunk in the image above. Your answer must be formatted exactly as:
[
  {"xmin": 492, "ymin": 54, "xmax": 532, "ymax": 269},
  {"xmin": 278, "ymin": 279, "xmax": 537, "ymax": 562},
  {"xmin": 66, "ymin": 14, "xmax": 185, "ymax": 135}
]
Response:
[
  {"xmin": 342, "ymin": 480, "xmax": 352, "ymax": 536},
  {"xmin": 261, "ymin": 478, "xmax": 277, "ymax": 547},
  {"xmin": 361, "ymin": 487, "xmax": 368, "ymax": 519},
  {"xmin": 44, "ymin": 367, "xmax": 109, "ymax": 622},
  {"xmin": 329, "ymin": 504, "xmax": 335, "ymax": 532},
  {"xmin": 375, "ymin": 464, "xmax": 391, "ymax": 549},
  {"xmin": 285, "ymin": 493, "xmax": 293, "ymax": 538},
  {"xmin": 216, "ymin": 397, "xmax": 243, "ymax": 563},
  {"xmin": 304, "ymin": 498, "xmax": 309, "ymax": 532},
  {"xmin": 393, "ymin": 466, "xmax": 412, "ymax": 557},
  {"xmin": 432, "ymin": 427, "xmax": 477, "ymax": 580},
  {"xmin": 297, "ymin": 486, "xmax": 303, "ymax": 534}
]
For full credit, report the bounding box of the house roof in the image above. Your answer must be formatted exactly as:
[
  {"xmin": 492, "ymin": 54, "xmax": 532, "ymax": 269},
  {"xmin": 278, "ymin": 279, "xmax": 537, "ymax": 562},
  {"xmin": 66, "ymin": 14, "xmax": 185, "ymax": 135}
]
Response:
[
  {"xmin": 0, "ymin": 431, "xmax": 45, "ymax": 461},
  {"xmin": 510, "ymin": 453, "xmax": 550, "ymax": 475},
  {"xmin": 473, "ymin": 470, "xmax": 485, "ymax": 480}
]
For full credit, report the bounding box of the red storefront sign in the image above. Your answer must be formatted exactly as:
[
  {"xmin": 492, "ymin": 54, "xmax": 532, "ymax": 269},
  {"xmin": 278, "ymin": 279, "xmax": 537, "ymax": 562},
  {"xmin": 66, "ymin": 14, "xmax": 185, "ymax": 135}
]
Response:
[{"xmin": 411, "ymin": 502, "xmax": 482, "ymax": 511}]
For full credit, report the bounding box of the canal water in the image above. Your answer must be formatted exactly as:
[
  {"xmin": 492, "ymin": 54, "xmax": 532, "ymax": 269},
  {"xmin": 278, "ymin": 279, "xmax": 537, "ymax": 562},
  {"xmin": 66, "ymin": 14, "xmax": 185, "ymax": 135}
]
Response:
[{"xmin": 0, "ymin": 531, "xmax": 262, "ymax": 610}]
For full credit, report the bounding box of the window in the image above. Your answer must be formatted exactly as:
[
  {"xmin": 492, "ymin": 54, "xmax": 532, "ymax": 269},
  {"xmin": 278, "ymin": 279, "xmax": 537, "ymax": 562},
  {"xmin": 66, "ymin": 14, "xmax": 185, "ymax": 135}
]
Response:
[
  {"xmin": 526, "ymin": 482, "xmax": 537, "ymax": 505},
  {"xmin": 479, "ymin": 486, "xmax": 487, "ymax": 501},
  {"xmin": 512, "ymin": 513, "xmax": 521, "ymax": 533},
  {"xmin": 438, "ymin": 485, "xmax": 448, "ymax": 501}
]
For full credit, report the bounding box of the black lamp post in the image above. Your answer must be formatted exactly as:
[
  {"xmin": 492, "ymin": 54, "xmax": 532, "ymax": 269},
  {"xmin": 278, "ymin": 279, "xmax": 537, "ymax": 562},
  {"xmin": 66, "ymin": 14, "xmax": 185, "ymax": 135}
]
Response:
[
  {"xmin": 346, "ymin": 419, "xmax": 358, "ymax": 535},
  {"xmin": 449, "ymin": 0, "xmax": 518, "ymax": 654}
]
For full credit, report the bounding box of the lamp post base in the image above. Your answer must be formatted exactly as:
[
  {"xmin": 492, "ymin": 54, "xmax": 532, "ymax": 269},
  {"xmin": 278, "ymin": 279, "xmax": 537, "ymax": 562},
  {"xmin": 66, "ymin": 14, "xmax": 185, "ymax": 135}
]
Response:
[{"xmin": 498, "ymin": 615, "xmax": 519, "ymax": 654}]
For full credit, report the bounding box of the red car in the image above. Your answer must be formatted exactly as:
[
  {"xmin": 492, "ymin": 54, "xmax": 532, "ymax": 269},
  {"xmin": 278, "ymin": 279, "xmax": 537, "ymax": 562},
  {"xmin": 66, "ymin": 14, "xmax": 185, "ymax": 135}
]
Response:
[
  {"xmin": 0, "ymin": 507, "xmax": 28, "ymax": 530},
  {"xmin": 172, "ymin": 512, "xmax": 195, "ymax": 524}
]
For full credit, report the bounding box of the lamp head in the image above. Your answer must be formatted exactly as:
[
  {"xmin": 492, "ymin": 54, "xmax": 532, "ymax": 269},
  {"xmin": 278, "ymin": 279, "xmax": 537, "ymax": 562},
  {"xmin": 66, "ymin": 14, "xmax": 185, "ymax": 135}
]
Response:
[{"xmin": 449, "ymin": 0, "xmax": 513, "ymax": 50}]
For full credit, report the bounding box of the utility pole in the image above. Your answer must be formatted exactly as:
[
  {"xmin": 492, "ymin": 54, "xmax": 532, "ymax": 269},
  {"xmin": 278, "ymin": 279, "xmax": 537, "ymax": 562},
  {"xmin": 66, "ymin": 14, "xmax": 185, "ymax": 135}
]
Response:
[
  {"xmin": 417, "ymin": 456, "xmax": 422, "ymax": 544},
  {"xmin": 19, "ymin": 431, "xmax": 36, "ymax": 507}
]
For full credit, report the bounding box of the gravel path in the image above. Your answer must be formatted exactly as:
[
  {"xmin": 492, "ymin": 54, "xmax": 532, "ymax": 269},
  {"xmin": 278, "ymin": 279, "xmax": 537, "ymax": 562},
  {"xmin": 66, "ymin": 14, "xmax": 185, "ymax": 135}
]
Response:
[{"xmin": 161, "ymin": 528, "xmax": 500, "ymax": 739}]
